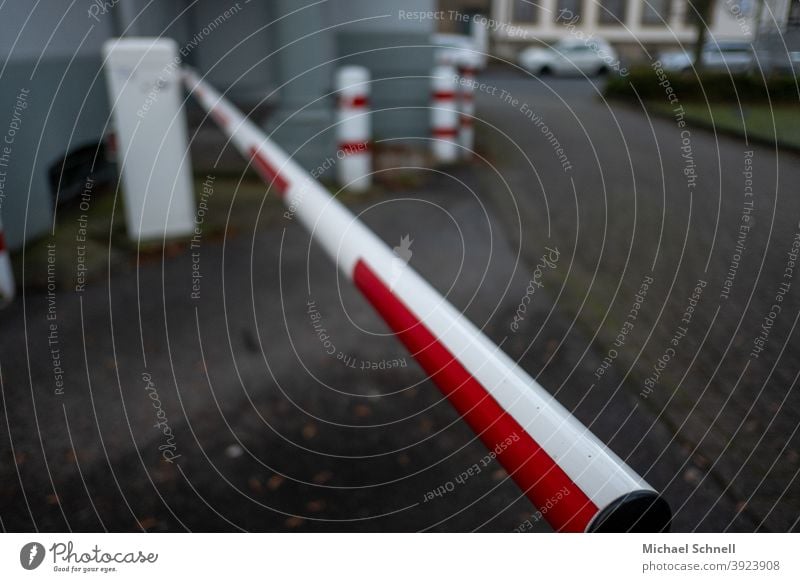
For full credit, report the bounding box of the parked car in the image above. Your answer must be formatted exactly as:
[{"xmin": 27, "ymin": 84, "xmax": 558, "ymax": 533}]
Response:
[
  {"xmin": 658, "ymin": 41, "xmax": 755, "ymax": 73},
  {"xmin": 517, "ymin": 38, "xmax": 621, "ymax": 76}
]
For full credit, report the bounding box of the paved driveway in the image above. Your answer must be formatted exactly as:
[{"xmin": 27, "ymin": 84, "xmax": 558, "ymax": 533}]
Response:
[
  {"xmin": 1, "ymin": 71, "xmax": 796, "ymax": 533},
  {"xmin": 474, "ymin": 70, "xmax": 800, "ymax": 532}
]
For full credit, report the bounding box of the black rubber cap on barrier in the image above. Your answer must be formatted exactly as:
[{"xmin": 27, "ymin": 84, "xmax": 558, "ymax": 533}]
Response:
[{"xmin": 586, "ymin": 491, "xmax": 672, "ymax": 532}]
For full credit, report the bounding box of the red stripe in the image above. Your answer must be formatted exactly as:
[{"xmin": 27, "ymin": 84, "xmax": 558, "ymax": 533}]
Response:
[
  {"xmin": 339, "ymin": 95, "xmax": 368, "ymax": 108},
  {"xmin": 106, "ymin": 132, "xmax": 117, "ymax": 156},
  {"xmin": 338, "ymin": 142, "xmax": 370, "ymax": 155},
  {"xmin": 0, "ymin": 231, "xmax": 6, "ymax": 253},
  {"xmin": 460, "ymin": 117, "xmax": 473, "ymax": 127},
  {"xmin": 248, "ymin": 146, "xmax": 289, "ymax": 196},
  {"xmin": 432, "ymin": 127, "xmax": 459, "ymax": 138},
  {"xmin": 353, "ymin": 259, "xmax": 598, "ymax": 532},
  {"xmin": 432, "ymin": 91, "xmax": 457, "ymax": 101}
]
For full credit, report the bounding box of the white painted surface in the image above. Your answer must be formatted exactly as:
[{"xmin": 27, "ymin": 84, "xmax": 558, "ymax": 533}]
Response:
[
  {"xmin": 103, "ymin": 38, "xmax": 195, "ymax": 241},
  {"xmin": 335, "ymin": 66, "xmax": 371, "ymax": 192},
  {"xmin": 430, "ymin": 65, "xmax": 459, "ymax": 163}
]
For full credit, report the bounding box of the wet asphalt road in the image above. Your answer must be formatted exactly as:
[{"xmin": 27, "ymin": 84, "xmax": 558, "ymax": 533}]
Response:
[
  {"xmin": 473, "ymin": 70, "xmax": 800, "ymax": 532},
  {"xmin": 1, "ymin": 71, "xmax": 798, "ymax": 532}
]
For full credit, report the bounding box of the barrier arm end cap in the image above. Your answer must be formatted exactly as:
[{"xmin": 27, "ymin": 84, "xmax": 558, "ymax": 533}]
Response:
[{"xmin": 586, "ymin": 490, "xmax": 672, "ymax": 533}]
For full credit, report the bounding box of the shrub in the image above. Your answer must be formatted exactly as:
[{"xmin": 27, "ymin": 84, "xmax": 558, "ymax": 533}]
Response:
[{"xmin": 604, "ymin": 67, "xmax": 799, "ymax": 103}]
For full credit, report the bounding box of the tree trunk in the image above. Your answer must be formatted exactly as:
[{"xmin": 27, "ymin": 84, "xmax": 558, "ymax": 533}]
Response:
[{"xmin": 690, "ymin": 0, "xmax": 716, "ymax": 71}]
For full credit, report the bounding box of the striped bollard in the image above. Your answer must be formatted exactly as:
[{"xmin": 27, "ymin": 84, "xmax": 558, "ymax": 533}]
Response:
[
  {"xmin": 335, "ymin": 66, "xmax": 371, "ymax": 192},
  {"xmin": 0, "ymin": 218, "xmax": 14, "ymax": 305},
  {"xmin": 458, "ymin": 58, "xmax": 478, "ymax": 159},
  {"xmin": 183, "ymin": 68, "xmax": 671, "ymax": 533},
  {"xmin": 430, "ymin": 65, "xmax": 459, "ymax": 163}
]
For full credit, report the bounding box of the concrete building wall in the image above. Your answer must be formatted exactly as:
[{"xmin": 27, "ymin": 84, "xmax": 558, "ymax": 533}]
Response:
[
  {"xmin": 329, "ymin": 0, "xmax": 437, "ymax": 144},
  {"xmin": 0, "ymin": 0, "xmax": 115, "ymax": 59},
  {"xmin": 0, "ymin": 1, "xmax": 117, "ymax": 249},
  {"xmin": 0, "ymin": 0, "xmax": 439, "ymax": 248},
  {"xmin": 111, "ymin": 0, "xmax": 191, "ymax": 41},
  {"xmin": 185, "ymin": 0, "xmax": 276, "ymax": 103},
  {"xmin": 331, "ymin": 0, "xmax": 438, "ymax": 32}
]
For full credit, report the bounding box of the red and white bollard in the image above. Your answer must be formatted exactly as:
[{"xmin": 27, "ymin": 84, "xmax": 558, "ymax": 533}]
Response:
[
  {"xmin": 184, "ymin": 69, "xmax": 671, "ymax": 533},
  {"xmin": 335, "ymin": 65, "xmax": 371, "ymax": 192},
  {"xmin": 430, "ymin": 65, "xmax": 460, "ymax": 163},
  {"xmin": 457, "ymin": 55, "xmax": 480, "ymax": 159},
  {"xmin": 0, "ymin": 217, "xmax": 14, "ymax": 305}
]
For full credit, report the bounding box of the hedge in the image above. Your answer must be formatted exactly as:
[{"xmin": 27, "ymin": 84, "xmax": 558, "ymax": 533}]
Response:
[{"xmin": 603, "ymin": 66, "xmax": 800, "ymax": 103}]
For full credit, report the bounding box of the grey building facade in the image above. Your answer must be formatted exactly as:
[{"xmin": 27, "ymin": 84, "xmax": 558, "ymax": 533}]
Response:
[{"xmin": 0, "ymin": 0, "xmax": 436, "ymax": 250}]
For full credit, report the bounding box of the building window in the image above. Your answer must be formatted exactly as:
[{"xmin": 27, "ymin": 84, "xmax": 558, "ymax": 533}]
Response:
[
  {"xmin": 598, "ymin": 0, "xmax": 626, "ymax": 25},
  {"xmin": 642, "ymin": 0, "xmax": 672, "ymax": 25},
  {"xmin": 555, "ymin": 0, "xmax": 583, "ymax": 23},
  {"xmin": 512, "ymin": 0, "xmax": 539, "ymax": 23}
]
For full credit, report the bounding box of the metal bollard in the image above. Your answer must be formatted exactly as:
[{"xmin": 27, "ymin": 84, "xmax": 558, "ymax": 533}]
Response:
[
  {"xmin": 430, "ymin": 65, "xmax": 460, "ymax": 163},
  {"xmin": 457, "ymin": 54, "xmax": 480, "ymax": 159},
  {"xmin": 334, "ymin": 65, "xmax": 372, "ymax": 192}
]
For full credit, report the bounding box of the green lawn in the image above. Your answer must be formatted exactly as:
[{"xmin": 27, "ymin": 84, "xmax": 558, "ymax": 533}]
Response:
[{"xmin": 647, "ymin": 101, "xmax": 800, "ymax": 150}]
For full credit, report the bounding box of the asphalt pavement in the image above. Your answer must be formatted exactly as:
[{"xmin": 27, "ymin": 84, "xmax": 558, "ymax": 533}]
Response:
[{"xmin": 1, "ymin": 70, "xmax": 798, "ymax": 532}]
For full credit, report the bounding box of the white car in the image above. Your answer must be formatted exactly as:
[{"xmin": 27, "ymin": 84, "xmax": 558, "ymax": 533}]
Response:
[
  {"xmin": 658, "ymin": 41, "xmax": 754, "ymax": 73},
  {"xmin": 517, "ymin": 38, "xmax": 621, "ymax": 76}
]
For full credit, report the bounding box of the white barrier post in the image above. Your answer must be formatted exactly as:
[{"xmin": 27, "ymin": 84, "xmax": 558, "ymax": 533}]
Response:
[
  {"xmin": 430, "ymin": 65, "xmax": 460, "ymax": 164},
  {"xmin": 0, "ymin": 217, "xmax": 15, "ymax": 305},
  {"xmin": 457, "ymin": 56, "xmax": 479, "ymax": 159},
  {"xmin": 103, "ymin": 38, "xmax": 195, "ymax": 241},
  {"xmin": 334, "ymin": 66, "xmax": 371, "ymax": 192},
  {"xmin": 183, "ymin": 69, "xmax": 671, "ymax": 533},
  {"xmin": 470, "ymin": 17, "xmax": 489, "ymax": 60},
  {"xmin": 434, "ymin": 47, "xmax": 458, "ymax": 68}
]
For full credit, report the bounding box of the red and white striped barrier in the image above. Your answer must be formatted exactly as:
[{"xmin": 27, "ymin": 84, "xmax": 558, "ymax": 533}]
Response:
[
  {"xmin": 0, "ymin": 217, "xmax": 14, "ymax": 305},
  {"xmin": 334, "ymin": 66, "xmax": 371, "ymax": 192},
  {"xmin": 430, "ymin": 65, "xmax": 460, "ymax": 164},
  {"xmin": 183, "ymin": 69, "xmax": 670, "ymax": 532}
]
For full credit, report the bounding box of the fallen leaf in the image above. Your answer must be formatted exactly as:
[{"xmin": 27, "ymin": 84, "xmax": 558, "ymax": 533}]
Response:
[
  {"xmin": 267, "ymin": 475, "xmax": 284, "ymax": 491},
  {"xmin": 353, "ymin": 404, "xmax": 371, "ymax": 418},
  {"xmin": 313, "ymin": 470, "xmax": 333, "ymax": 484},
  {"xmin": 285, "ymin": 516, "xmax": 305, "ymax": 528},
  {"xmin": 302, "ymin": 424, "xmax": 318, "ymax": 440}
]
